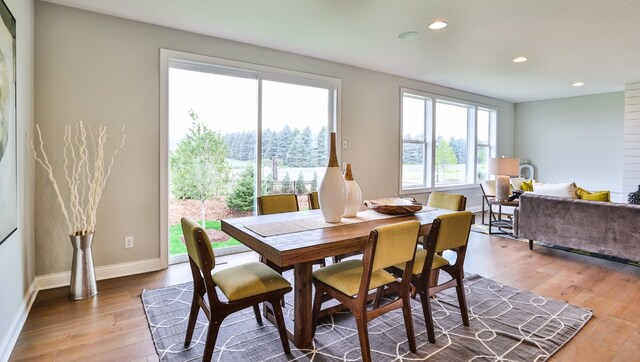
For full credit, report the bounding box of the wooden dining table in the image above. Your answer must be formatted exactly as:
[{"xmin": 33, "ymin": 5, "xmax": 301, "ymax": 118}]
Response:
[{"xmin": 221, "ymin": 207, "xmax": 453, "ymax": 349}]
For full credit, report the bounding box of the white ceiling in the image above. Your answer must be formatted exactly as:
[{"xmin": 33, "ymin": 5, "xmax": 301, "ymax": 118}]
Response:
[{"xmin": 42, "ymin": 0, "xmax": 640, "ymax": 103}]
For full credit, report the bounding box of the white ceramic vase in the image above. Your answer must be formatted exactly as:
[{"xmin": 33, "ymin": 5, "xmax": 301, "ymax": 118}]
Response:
[
  {"xmin": 319, "ymin": 132, "xmax": 346, "ymax": 223},
  {"xmin": 343, "ymin": 164, "xmax": 362, "ymax": 218}
]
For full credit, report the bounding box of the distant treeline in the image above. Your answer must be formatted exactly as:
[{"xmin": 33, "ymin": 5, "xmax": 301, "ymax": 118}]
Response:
[{"xmin": 223, "ymin": 126, "xmax": 329, "ymax": 167}]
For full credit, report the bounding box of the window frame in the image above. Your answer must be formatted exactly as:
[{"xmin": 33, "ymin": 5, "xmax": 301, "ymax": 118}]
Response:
[
  {"xmin": 160, "ymin": 49, "xmax": 341, "ymax": 267},
  {"xmin": 399, "ymin": 87, "xmax": 497, "ymax": 194}
]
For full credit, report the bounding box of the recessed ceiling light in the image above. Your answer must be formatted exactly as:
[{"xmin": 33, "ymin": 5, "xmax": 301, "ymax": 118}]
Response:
[
  {"xmin": 513, "ymin": 57, "xmax": 528, "ymax": 63},
  {"xmin": 428, "ymin": 21, "xmax": 448, "ymax": 30},
  {"xmin": 398, "ymin": 31, "xmax": 419, "ymax": 40},
  {"xmin": 573, "ymin": 82, "xmax": 585, "ymax": 87}
]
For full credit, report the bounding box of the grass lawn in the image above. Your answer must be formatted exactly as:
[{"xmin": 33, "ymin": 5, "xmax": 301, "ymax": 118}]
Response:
[{"xmin": 169, "ymin": 220, "xmax": 242, "ymax": 256}]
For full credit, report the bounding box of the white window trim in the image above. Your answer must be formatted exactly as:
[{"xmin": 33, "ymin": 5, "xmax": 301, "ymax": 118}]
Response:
[
  {"xmin": 399, "ymin": 87, "xmax": 498, "ymax": 195},
  {"xmin": 160, "ymin": 49, "xmax": 342, "ymax": 267}
]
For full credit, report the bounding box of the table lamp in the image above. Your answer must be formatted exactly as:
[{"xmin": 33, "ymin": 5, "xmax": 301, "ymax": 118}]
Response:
[{"xmin": 489, "ymin": 157, "xmax": 520, "ymax": 201}]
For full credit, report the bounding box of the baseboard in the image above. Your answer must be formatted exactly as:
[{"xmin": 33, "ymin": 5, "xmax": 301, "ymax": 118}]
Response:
[
  {"xmin": 0, "ymin": 279, "xmax": 38, "ymax": 362},
  {"xmin": 35, "ymin": 258, "xmax": 163, "ymax": 291}
]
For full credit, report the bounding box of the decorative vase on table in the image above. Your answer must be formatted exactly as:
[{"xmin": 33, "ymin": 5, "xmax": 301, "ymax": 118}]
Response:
[
  {"xmin": 629, "ymin": 185, "xmax": 640, "ymax": 204},
  {"xmin": 319, "ymin": 132, "xmax": 346, "ymax": 223},
  {"xmin": 343, "ymin": 163, "xmax": 362, "ymax": 218},
  {"xmin": 69, "ymin": 232, "xmax": 98, "ymax": 300}
]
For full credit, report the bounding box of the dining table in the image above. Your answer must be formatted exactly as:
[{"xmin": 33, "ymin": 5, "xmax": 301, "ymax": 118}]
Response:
[{"xmin": 220, "ymin": 206, "xmax": 455, "ymax": 349}]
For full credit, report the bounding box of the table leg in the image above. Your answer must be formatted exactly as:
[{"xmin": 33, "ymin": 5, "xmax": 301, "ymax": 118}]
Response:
[{"xmin": 293, "ymin": 261, "xmax": 313, "ymax": 349}]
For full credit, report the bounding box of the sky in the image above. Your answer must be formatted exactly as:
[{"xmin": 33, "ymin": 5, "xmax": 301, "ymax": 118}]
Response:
[{"xmin": 169, "ymin": 68, "xmax": 329, "ymax": 149}]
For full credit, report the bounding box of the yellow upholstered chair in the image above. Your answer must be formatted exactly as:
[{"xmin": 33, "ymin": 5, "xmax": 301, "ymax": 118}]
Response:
[
  {"xmin": 311, "ymin": 221, "xmax": 420, "ymax": 362},
  {"xmin": 427, "ymin": 191, "xmax": 467, "ymax": 211},
  {"xmin": 308, "ymin": 191, "xmax": 320, "ymax": 210},
  {"xmin": 257, "ymin": 193, "xmax": 300, "ymax": 215},
  {"xmin": 180, "ymin": 217, "xmax": 291, "ymax": 361},
  {"xmin": 389, "ymin": 211, "xmax": 474, "ymax": 343}
]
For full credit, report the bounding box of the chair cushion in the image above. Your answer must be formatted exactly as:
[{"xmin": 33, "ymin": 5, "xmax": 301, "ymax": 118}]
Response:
[
  {"xmin": 313, "ymin": 259, "xmax": 397, "ymax": 297},
  {"xmin": 211, "ymin": 262, "xmax": 291, "ymax": 301},
  {"xmin": 394, "ymin": 248, "xmax": 450, "ymax": 275}
]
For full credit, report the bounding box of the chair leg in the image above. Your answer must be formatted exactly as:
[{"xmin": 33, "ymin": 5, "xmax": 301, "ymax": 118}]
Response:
[
  {"xmin": 401, "ymin": 291, "xmax": 417, "ymax": 353},
  {"xmin": 269, "ymin": 298, "xmax": 291, "ymax": 354},
  {"xmin": 252, "ymin": 304, "xmax": 263, "ymax": 324},
  {"xmin": 373, "ymin": 286, "xmax": 384, "ymax": 308},
  {"xmin": 529, "ymin": 239, "xmax": 533, "ymax": 250},
  {"xmin": 184, "ymin": 295, "xmax": 200, "ymax": 345},
  {"xmin": 455, "ymin": 277, "xmax": 470, "ymax": 326},
  {"xmin": 418, "ymin": 288, "xmax": 436, "ymax": 343},
  {"xmin": 203, "ymin": 318, "xmax": 221, "ymax": 362},
  {"xmin": 311, "ymin": 287, "xmax": 324, "ymax": 336},
  {"xmin": 355, "ymin": 315, "xmax": 372, "ymax": 362}
]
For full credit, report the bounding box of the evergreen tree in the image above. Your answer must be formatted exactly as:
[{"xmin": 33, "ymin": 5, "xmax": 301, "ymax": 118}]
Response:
[
  {"xmin": 316, "ymin": 126, "xmax": 328, "ymax": 167},
  {"xmin": 288, "ymin": 132, "xmax": 307, "ymax": 167},
  {"xmin": 311, "ymin": 172, "xmax": 318, "ymax": 192},
  {"xmin": 281, "ymin": 172, "xmax": 292, "ymax": 194},
  {"xmin": 226, "ymin": 167, "xmax": 255, "ymax": 211},
  {"xmin": 301, "ymin": 127, "xmax": 313, "ymax": 167},
  {"xmin": 296, "ymin": 172, "xmax": 306, "ymax": 195},
  {"xmin": 275, "ymin": 125, "xmax": 292, "ymax": 163},
  {"xmin": 449, "ymin": 137, "xmax": 467, "ymax": 164},
  {"xmin": 261, "ymin": 173, "xmax": 274, "ymax": 195}
]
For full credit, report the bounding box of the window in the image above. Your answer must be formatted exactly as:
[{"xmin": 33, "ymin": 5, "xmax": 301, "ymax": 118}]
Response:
[
  {"xmin": 161, "ymin": 50, "xmax": 340, "ymax": 265},
  {"xmin": 401, "ymin": 89, "xmax": 496, "ymax": 192}
]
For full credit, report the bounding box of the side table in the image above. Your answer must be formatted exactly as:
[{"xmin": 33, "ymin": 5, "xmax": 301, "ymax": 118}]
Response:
[{"xmin": 488, "ymin": 198, "xmax": 519, "ymax": 235}]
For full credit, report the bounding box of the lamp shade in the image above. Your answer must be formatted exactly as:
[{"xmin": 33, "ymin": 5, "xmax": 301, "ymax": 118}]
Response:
[{"xmin": 488, "ymin": 157, "xmax": 520, "ymax": 177}]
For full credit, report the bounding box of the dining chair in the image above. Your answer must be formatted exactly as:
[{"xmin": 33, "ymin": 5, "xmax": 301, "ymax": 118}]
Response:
[
  {"xmin": 426, "ymin": 191, "xmax": 467, "ymax": 211},
  {"xmin": 257, "ymin": 193, "xmax": 300, "ymax": 215},
  {"xmin": 180, "ymin": 217, "xmax": 292, "ymax": 361},
  {"xmin": 388, "ymin": 211, "xmax": 474, "ymax": 343},
  {"xmin": 311, "ymin": 220, "xmax": 420, "ymax": 362},
  {"xmin": 307, "ymin": 191, "xmax": 319, "ymax": 210}
]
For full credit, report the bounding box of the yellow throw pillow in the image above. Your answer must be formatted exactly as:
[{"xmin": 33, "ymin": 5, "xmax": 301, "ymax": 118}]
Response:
[
  {"xmin": 576, "ymin": 187, "xmax": 611, "ymax": 202},
  {"xmin": 521, "ymin": 180, "xmax": 533, "ymax": 191}
]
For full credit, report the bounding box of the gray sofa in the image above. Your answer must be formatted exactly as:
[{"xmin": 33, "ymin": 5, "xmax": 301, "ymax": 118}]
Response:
[{"xmin": 514, "ymin": 193, "xmax": 640, "ymax": 262}]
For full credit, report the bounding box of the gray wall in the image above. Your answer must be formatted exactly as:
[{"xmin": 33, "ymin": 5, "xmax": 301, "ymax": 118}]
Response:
[
  {"xmin": 34, "ymin": 2, "xmax": 514, "ymax": 276},
  {"xmin": 0, "ymin": 0, "xmax": 35, "ymax": 359},
  {"xmin": 514, "ymin": 92, "xmax": 624, "ymax": 195}
]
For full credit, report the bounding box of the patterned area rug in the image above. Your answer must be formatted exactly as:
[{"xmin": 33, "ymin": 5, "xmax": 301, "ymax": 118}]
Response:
[{"xmin": 141, "ymin": 273, "xmax": 591, "ymax": 361}]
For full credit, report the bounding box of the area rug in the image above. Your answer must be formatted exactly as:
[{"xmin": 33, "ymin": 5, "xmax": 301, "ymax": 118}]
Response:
[{"xmin": 141, "ymin": 273, "xmax": 592, "ymax": 361}]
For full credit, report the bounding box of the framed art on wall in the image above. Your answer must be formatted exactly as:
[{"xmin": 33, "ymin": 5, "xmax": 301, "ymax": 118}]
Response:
[{"xmin": 0, "ymin": 0, "xmax": 15, "ymax": 246}]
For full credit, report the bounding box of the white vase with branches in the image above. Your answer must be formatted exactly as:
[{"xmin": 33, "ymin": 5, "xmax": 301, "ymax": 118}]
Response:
[{"xmin": 29, "ymin": 121, "xmax": 125, "ymax": 300}]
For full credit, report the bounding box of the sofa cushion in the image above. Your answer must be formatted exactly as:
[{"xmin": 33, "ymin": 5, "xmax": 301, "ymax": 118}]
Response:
[
  {"xmin": 521, "ymin": 180, "xmax": 534, "ymax": 191},
  {"xmin": 531, "ymin": 181, "xmax": 577, "ymax": 198},
  {"xmin": 510, "ymin": 177, "xmax": 526, "ymax": 190},
  {"xmin": 576, "ymin": 187, "xmax": 611, "ymax": 202}
]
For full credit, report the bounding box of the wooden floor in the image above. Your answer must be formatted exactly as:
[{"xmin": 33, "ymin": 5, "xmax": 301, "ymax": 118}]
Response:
[{"xmin": 9, "ymin": 231, "xmax": 640, "ymax": 361}]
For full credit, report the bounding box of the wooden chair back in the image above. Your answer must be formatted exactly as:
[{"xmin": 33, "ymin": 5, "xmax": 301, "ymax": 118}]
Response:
[
  {"xmin": 257, "ymin": 194, "xmax": 299, "ymax": 215},
  {"xmin": 308, "ymin": 191, "xmax": 320, "ymax": 210},
  {"xmin": 427, "ymin": 191, "xmax": 467, "ymax": 211}
]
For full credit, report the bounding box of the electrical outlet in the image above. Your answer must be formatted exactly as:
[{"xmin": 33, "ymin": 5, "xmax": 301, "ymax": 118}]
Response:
[
  {"xmin": 342, "ymin": 140, "xmax": 348, "ymax": 149},
  {"xmin": 125, "ymin": 236, "xmax": 134, "ymax": 249}
]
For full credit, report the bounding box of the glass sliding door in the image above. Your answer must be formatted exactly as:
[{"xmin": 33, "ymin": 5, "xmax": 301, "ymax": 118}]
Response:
[
  {"xmin": 165, "ymin": 55, "xmax": 340, "ymax": 264},
  {"xmin": 168, "ymin": 64, "xmax": 258, "ymax": 263},
  {"xmin": 261, "ymin": 79, "xmax": 331, "ymax": 210}
]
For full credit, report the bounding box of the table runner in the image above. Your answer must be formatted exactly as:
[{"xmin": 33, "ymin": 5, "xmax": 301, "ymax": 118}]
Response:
[{"xmin": 244, "ymin": 207, "xmax": 436, "ymax": 237}]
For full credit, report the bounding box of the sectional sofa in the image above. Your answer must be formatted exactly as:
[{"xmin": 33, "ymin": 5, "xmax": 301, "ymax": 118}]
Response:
[{"xmin": 514, "ymin": 193, "xmax": 640, "ymax": 262}]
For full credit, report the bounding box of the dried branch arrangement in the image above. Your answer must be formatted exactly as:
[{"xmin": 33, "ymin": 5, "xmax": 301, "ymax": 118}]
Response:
[{"xmin": 29, "ymin": 121, "xmax": 125, "ymax": 236}]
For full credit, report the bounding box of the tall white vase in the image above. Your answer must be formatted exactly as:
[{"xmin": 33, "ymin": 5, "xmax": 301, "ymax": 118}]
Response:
[
  {"xmin": 343, "ymin": 163, "xmax": 362, "ymax": 218},
  {"xmin": 319, "ymin": 132, "xmax": 346, "ymax": 223}
]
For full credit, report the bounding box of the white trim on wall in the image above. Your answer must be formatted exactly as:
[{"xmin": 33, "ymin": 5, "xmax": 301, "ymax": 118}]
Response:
[
  {"xmin": 35, "ymin": 258, "xmax": 162, "ymax": 291},
  {"xmin": 0, "ymin": 280, "xmax": 37, "ymax": 362}
]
